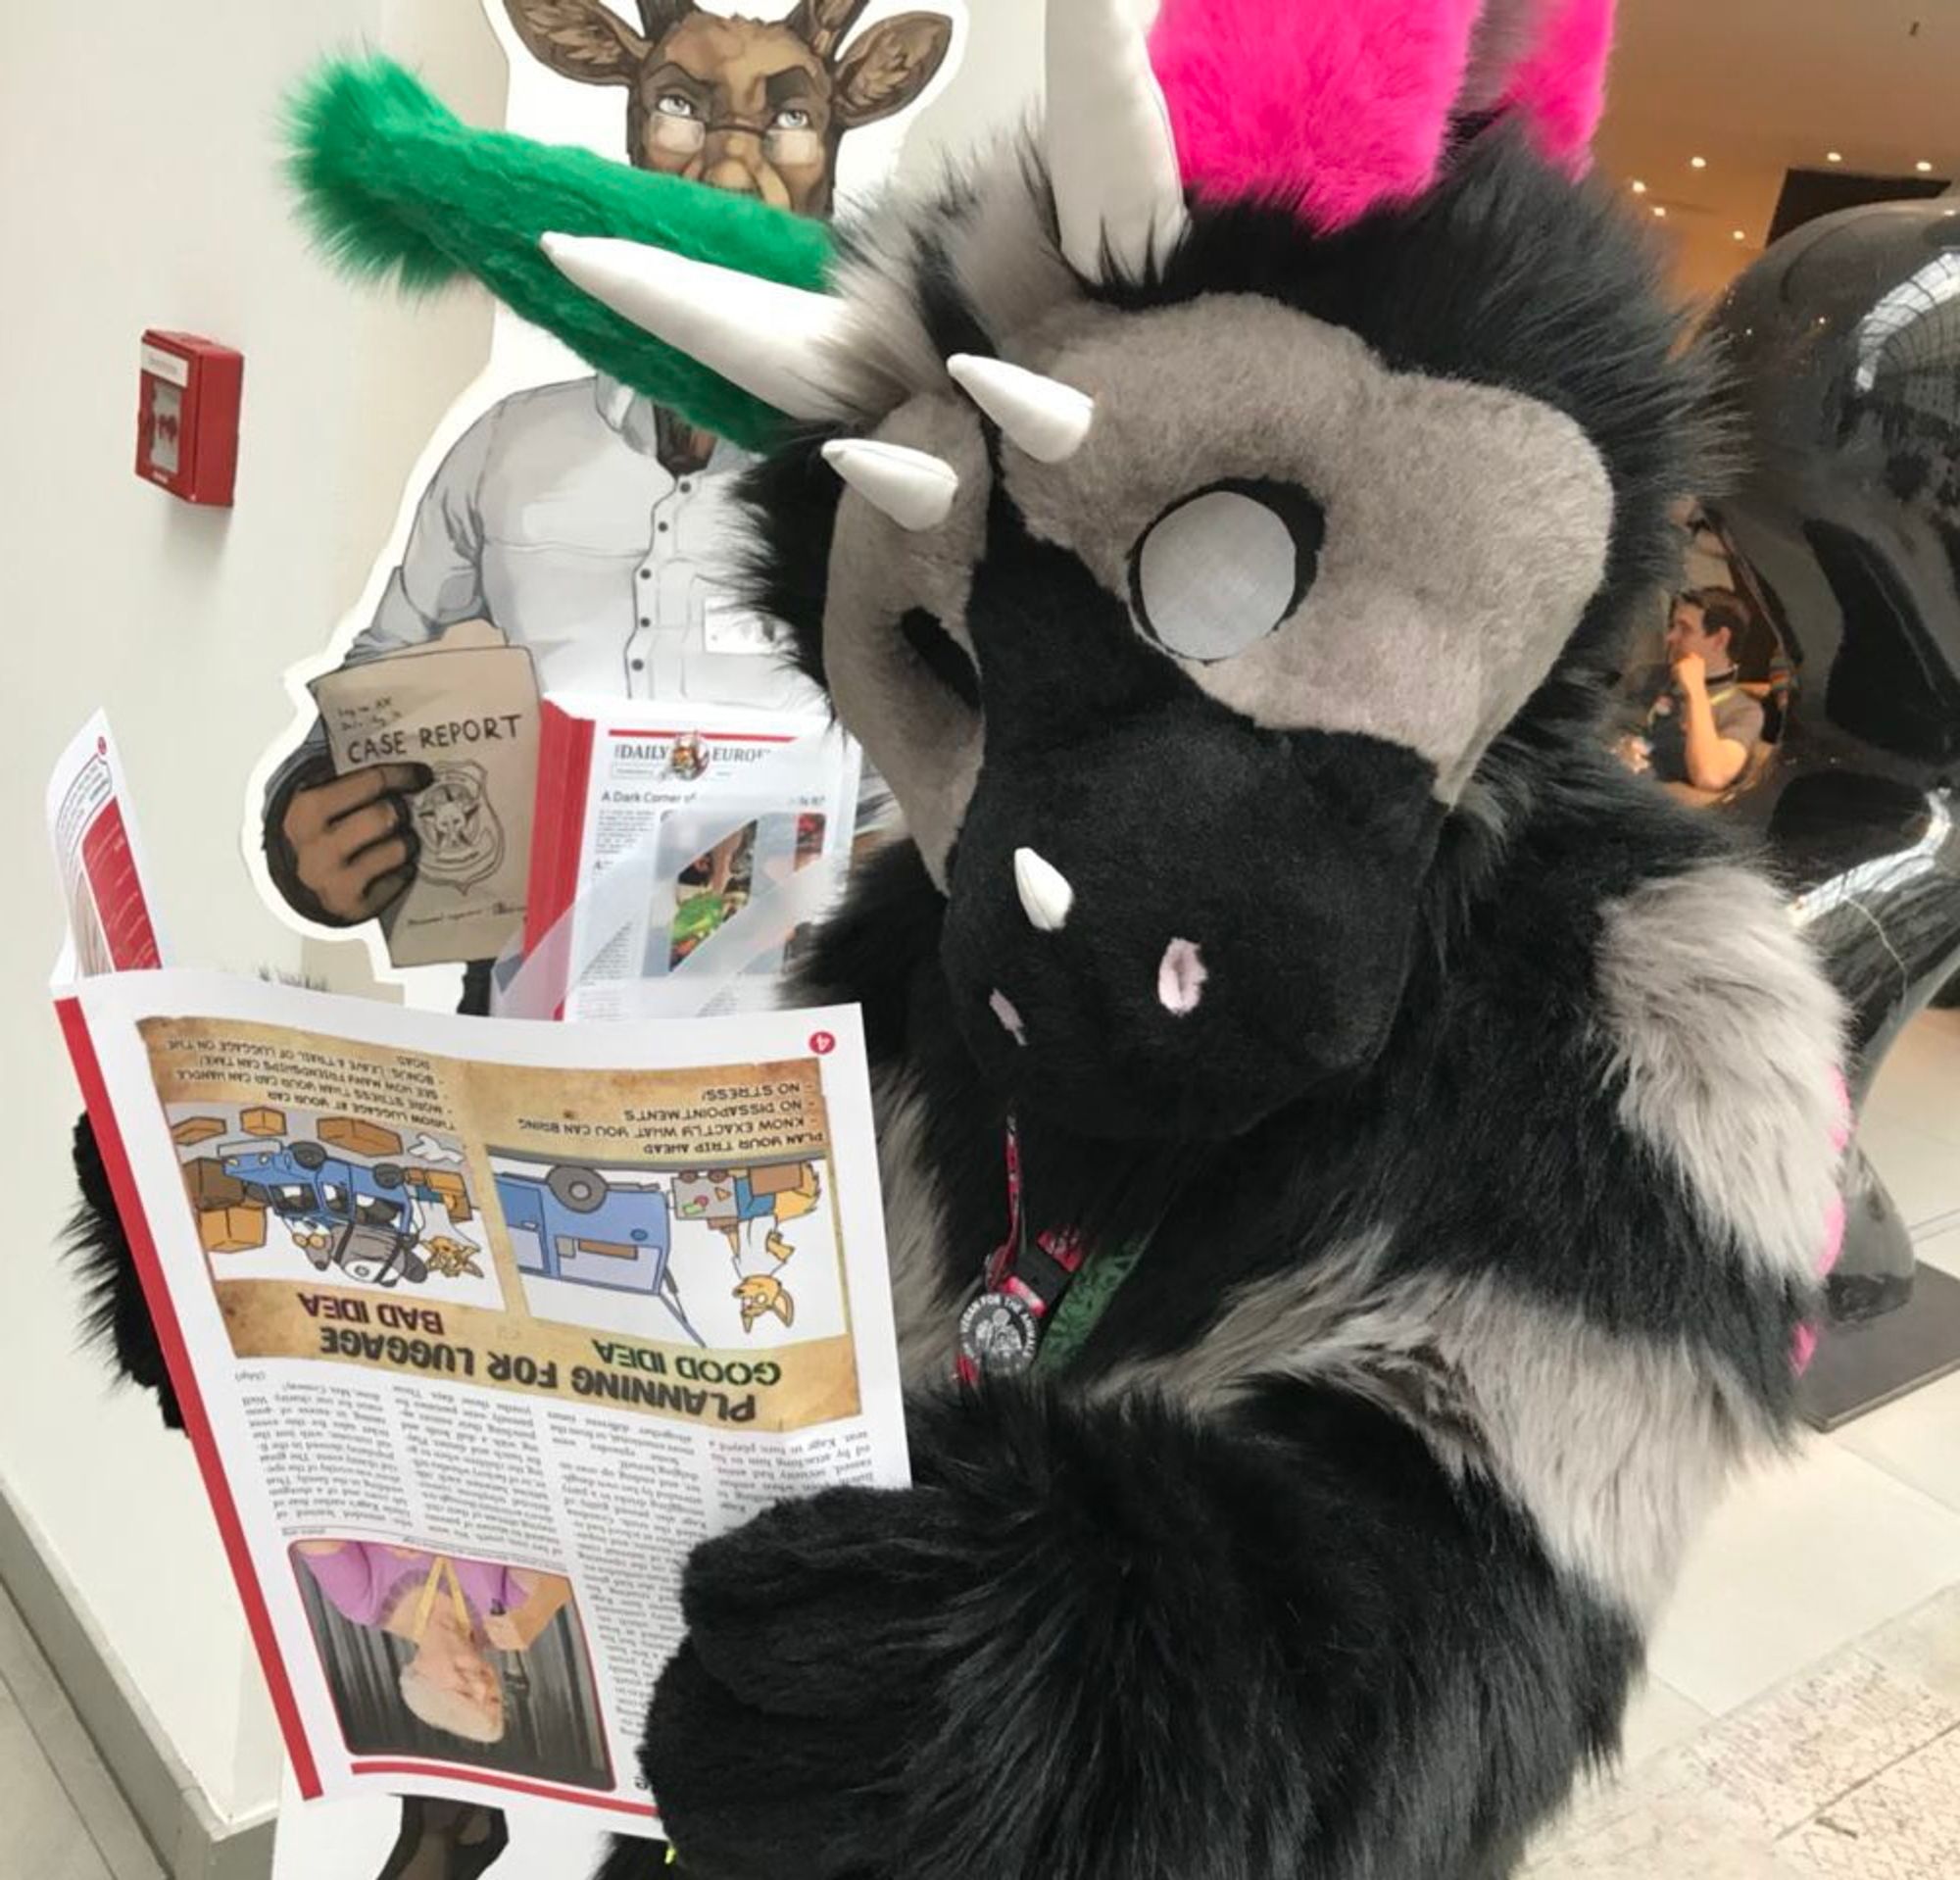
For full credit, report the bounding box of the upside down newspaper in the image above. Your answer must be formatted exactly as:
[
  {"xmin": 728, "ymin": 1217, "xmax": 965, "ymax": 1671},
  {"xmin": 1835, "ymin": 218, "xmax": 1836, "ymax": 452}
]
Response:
[{"xmin": 52, "ymin": 722, "xmax": 908, "ymax": 1839}]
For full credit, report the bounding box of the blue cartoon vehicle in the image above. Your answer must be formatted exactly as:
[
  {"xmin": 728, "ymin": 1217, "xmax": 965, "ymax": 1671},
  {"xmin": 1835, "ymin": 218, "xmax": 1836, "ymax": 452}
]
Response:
[
  {"xmin": 216, "ymin": 1142, "xmax": 446, "ymax": 1288},
  {"xmin": 493, "ymin": 1163, "xmax": 704, "ymax": 1345}
]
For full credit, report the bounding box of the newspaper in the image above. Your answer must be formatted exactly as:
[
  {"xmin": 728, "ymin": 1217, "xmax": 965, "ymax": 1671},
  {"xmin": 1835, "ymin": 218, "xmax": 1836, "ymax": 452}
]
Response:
[
  {"xmin": 46, "ymin": 713, "xmax": 169, "ymax": 978},
  {"xmin": 51, "ymin": 728, "xmax": 909, "ymax": 1840},
  {"xmin": 516, "ymin": 698, "xmax": 859, "ymax": 1022}
]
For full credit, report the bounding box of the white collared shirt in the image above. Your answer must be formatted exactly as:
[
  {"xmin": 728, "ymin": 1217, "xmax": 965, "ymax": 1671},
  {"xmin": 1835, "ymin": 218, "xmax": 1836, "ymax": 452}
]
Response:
[{"xmin": 352, "ymin": 373, "xmax": 820, "ymax": 712}]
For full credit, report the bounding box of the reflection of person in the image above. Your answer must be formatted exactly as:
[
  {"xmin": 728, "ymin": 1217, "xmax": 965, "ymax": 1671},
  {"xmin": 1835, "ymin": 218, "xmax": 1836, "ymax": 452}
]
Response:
[
  {"xmin": 1617, "ymin": 588, "xmax": 1765, "ymax": 794},
  {"xmin": 295, "ymin": 1542, "xmax": 570, "ymax": 1745}
]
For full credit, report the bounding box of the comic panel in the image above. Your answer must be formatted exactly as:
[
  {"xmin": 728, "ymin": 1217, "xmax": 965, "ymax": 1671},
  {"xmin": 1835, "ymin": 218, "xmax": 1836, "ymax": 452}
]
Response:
[
  {"xmin": 166, "ymin": 1102, "xmax": 504, "ymax": 1312},
  {"xmin": 487, "ymin": 1148, "xmax": 845, "ymax": 1353},
  {"xmin": 290, "ymin": 1540, "xmax": 611, "ymax": 1791}
]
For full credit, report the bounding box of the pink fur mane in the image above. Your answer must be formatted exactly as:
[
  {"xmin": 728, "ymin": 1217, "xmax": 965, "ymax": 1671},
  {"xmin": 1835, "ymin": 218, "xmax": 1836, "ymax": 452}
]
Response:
[{"xmin": 1149, "ymin": 0, "xmax": 1615, "ymax": 229}]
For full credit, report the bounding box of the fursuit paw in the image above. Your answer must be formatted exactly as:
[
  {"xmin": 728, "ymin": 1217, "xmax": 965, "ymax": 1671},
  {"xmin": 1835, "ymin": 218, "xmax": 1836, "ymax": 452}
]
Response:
[{"xmin": 641, "ymin": 1486, "xmax": 970, "ymax": 1880}]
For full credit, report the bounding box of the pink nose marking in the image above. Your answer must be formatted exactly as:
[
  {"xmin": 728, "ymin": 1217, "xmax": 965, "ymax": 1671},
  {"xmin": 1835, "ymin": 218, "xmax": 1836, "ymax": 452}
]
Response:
[
  {"xmin": 990, "ymin": 988, "xmax": 1028, "ymax": 1048},
  {"xmin": 1157, "ymin": 939, "xmax": 1208, "ymax": 1015}
]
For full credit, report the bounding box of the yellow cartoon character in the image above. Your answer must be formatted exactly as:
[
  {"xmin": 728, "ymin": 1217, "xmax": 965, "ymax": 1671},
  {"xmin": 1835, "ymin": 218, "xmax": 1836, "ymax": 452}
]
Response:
[
  {"xmin": 420, "ymin": 1236, "xmax": 484, "ymax": 1279},
  {"xmin": 725, "ymin": 1162, "xmax": 821, "ymax": 1333}
]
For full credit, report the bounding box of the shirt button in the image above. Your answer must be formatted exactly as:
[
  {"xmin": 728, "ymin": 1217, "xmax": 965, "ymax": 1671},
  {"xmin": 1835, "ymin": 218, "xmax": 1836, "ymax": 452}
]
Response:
[
  {"xmin": 658, "ymin": 520, "xmax": 670, "ymax": 534},
  {"xmin": 679, "ymin": 480, "xmax": 693, "ymax": 493},
  {"xmin": 631, "ymin": 659, "xmax": 646, "ymax": 672},
  {"xmin": 639, "ymin": 617, "xmax": 651, "ymax": 627},
  {"xmin": 638, "ymin": 569, "xmax": 650, "ymax": 581}
]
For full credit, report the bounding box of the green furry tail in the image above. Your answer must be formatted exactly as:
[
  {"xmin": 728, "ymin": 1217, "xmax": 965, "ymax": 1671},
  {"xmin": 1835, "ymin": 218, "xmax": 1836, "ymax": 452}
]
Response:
[{"xmin": 285, "ymin": 57, "xmax": 836, "ymax": 449}]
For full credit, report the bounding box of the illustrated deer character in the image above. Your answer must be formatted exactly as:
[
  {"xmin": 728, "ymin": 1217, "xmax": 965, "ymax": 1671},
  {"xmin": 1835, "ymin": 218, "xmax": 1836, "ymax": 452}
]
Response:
[
  {"xmin": 505, "ymin": 0, "xmax": 954, "ymax": 215},
  {"xmin": 505, "ymin": 0, "xmax": 951, "ymax": 471}
]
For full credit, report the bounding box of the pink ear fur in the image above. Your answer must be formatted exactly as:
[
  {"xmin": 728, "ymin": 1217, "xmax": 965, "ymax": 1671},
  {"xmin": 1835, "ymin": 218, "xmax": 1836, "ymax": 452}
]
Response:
[
  {"xmin": 1495, "ymin": 0, "xmax": 1615, "ymax": 173},
  {"xmin": 1148, "ymin": 0, "xmax": 1616, "ymax": 227},
  {"xmin": 1149, "ymin": 0, "xmax": 1486, "ymax": 227}
]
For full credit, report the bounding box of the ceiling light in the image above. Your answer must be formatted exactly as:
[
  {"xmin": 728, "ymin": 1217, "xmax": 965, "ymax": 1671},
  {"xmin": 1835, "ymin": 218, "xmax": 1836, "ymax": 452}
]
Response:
[
  {"xmin": 1631, "ymin": 179, "xmax": 1647, "ymax": 194},
  {"xmin": 1733, "ymin": 229, "xmax": 1747, "ymax": 241},
  {"xmin": 1690, "ymin": 156, "xmax": 1708, "ymax": 170},
  {"xmin": 1917, "ymin": 160, "xmax": 1936, "ymax": 173},
  {"xmin": 1652, "ymin": 205, "xmax": 1667, "ymax": 218},
  {"xmin": 1827, "ymin": 151, "xmax": 1843, "ymax": 164}
]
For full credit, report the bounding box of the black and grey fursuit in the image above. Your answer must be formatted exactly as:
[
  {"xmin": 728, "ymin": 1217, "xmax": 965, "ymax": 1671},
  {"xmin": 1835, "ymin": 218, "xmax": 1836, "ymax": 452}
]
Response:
[{"xmin": 70, "ymin": 133, "xmax": 1854, "ymax": 1880}]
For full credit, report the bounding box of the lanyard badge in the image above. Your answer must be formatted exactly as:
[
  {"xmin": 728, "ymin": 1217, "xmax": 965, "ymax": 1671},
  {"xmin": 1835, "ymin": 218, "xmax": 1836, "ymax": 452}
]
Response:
[{"xmin": 955, "ymin": 1116, "xmax": 1091, "ymax": 1385}]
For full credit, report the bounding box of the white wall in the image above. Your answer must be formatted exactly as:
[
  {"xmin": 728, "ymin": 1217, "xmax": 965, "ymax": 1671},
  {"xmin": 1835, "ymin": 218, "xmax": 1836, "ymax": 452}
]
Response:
[
  {"xmin": 0, "ymin": 0, "xmax": 1123, "ymax": 1829},
  {"xmin": 0, "ymin": 0, "xmax": 504, "ymax": 1824}
]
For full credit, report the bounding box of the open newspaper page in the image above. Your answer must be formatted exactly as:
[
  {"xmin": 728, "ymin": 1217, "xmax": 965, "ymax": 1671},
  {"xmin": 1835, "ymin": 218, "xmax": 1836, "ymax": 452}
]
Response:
[
  {"xmin": 521, "ymin": 698, "xmax": 860, "ymax": 1022},
  {"xmin": 57, "ymin": 970, "xmax": 906, "ymax": 1838}
]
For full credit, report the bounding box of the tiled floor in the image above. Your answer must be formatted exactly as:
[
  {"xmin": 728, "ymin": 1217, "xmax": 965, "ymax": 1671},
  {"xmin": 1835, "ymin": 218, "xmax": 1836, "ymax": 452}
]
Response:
[
  {"xmin": 1529, "ymin": 1005, "xmax": 1960, "ymax": 1877},
  {"xmin": 4, "ymin": 1014, "xmax": 1959, "ymax": 1878},
  {"xmin": 0, "ymin": 1583, "xmax": 161, "ymax": 1879}
]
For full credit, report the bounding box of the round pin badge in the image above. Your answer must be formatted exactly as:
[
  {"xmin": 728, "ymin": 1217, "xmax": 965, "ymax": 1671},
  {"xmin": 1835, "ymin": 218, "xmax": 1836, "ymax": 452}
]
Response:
[{"xmin": 958, "ymin": 1290, "xmax": 1040, "ymax": 1376}]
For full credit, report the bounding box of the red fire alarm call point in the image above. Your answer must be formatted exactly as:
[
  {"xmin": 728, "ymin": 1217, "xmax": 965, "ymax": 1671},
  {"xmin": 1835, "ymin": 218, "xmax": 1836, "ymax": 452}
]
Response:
[{"xmin": 136, "ymin": 331, "xmax": 243, "ymax": 507}]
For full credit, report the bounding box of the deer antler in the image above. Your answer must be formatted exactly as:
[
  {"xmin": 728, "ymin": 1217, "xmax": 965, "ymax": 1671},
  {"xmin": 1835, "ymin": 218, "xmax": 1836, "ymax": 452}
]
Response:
[{"xmin": 787, "ymin": 0, "xmax": 875, "ymax": 60}]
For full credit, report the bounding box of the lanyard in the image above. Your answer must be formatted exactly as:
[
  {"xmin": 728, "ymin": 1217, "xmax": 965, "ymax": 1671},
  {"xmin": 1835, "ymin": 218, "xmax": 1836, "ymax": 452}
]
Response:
[{"xmin": 955, "ymin": 1116, "xmax": 1152, "ymax": 1384}]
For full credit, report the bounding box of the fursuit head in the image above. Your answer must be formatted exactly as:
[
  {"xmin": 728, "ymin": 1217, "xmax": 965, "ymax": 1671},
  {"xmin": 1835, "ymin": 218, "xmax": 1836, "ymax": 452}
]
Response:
[{"xmin": 97, "ymin": 1, "xmax": 1857, "ymax": 1875}]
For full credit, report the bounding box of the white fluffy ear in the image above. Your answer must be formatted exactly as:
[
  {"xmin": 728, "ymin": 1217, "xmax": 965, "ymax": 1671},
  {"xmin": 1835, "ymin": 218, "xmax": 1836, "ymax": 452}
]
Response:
[
  {"xmin": 540, "ymin": 233, "xmax": 859, "ymax": 421},
  {"xmin": 1045, "ymin": 0, "xmax": 1191, "ymax": 280}
]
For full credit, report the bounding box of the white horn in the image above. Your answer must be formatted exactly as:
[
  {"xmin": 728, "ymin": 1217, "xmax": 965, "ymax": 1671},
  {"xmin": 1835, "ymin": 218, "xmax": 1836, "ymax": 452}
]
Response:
[
  {"xmin": 948, "ymin": 355, "xmax": 1095, "ymax": 462},
  {"xmin": 540, "ymin": 232, "xmax": 858, "ymax": 421},
  {"xmin": 821, "ymin": 440, "xmax": 959, "ymax": 531},
  {"xmin": 1045, "ymin": 0, "xmax": 1191, "ymax": 281},
  {"xmin": 1013, "ymin": 847, "xmax": 1074, "ymax": 933}
]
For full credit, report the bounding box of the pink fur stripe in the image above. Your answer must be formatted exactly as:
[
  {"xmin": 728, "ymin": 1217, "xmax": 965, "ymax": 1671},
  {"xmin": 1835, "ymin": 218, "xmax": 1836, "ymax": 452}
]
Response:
[
  {"xmin": 1496, "ymin": 0, "xmax": 1615, "ymax": 173},
  {"xmin": 1149, "ymin": 0, "xmax": 1618, "ymax": 226},
  {"xmin": 1794, "ymin": 1186, "xmax": 1847, "ymax": 1375},
  {"xmin": 1150, "ymin": 0, "xmax": 1487, "ymax": 225},
  {"xmin": 1819, "ymin": 1192, "xmax": 1846, "ymax": 1277}
]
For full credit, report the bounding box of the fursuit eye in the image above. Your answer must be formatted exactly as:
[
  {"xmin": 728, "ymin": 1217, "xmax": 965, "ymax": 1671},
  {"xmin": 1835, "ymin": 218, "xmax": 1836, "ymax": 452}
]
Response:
[
  {"xmin": 772, "ymin": 107, "xmax": 812, "ymax": 131},
  {"xmin": 1129, "ymin": 480, "xmax": 1326, "ymax": 663},
  {"xmin": 657, "ymin": 93, "xmax": 699, "ymax": 120}
]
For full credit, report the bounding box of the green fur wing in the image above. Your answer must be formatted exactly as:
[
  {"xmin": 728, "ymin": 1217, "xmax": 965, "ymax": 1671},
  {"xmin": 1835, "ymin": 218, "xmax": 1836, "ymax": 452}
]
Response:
[{"xmin": 285, "ymin": 57, "xmax": 836, "ymax": 448}]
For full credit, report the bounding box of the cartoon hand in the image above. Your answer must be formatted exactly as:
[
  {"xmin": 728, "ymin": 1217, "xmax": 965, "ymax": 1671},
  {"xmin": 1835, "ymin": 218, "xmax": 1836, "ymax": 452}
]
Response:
[
  {"xmin": 733, "ymin": 1275, "xmax": 794, "ymax": 1331},
  {"xmin": 281, "ymin": 764, "xmax": 433, "ymax": 923}
]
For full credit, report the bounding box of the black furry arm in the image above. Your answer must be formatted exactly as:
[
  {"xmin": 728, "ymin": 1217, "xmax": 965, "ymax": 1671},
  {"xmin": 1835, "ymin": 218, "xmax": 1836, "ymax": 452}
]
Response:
[
  {"xmin": 69, "ymin": 1113, "xmax": 182, "ymax": 1430},
  {"xmin": 636, "ymin": 1382, "xmax": 1631, "ymax": 1880}
]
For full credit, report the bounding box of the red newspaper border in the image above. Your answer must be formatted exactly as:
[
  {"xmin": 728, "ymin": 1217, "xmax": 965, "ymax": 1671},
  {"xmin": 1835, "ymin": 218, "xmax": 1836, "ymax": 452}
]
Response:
[
  {"xmin": 54, "ymin": 994, "xmax": 322, "ymax": 1796},
  {"xmin": 350, "ymin": 1760, "xmax": 660, "ymax": 1819},
  {"xmin": 521, "ymin": 700, "xmax": 596, "ymax": 964}
]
